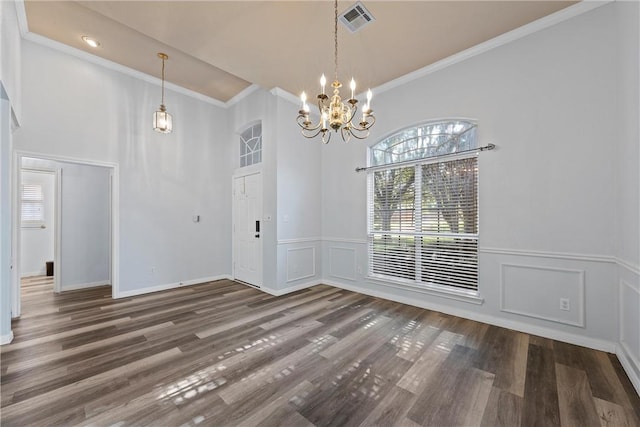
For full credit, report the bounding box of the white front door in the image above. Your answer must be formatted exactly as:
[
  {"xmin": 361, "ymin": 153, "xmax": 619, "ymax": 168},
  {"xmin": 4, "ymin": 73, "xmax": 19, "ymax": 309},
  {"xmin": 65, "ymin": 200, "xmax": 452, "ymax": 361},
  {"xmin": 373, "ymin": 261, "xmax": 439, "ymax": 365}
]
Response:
[{"xmin": 233, "ymin": 173, "xmax": 262, "ymax": 287}]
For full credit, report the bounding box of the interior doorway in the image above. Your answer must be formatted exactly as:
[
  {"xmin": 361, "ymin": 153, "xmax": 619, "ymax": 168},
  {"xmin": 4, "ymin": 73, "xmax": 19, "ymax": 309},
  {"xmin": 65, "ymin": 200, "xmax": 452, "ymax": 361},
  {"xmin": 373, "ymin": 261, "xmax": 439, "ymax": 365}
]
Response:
[
  {"xmin": 233, "ymin": 172, "xmax": 263, "ymax": 287},
  {"xmin": 19, "ymin": 167, "xmax": 57, "ymax": 296},
  {"xmin": 12, "ymin": 153, "xmax": 118, "ymax": 318}
]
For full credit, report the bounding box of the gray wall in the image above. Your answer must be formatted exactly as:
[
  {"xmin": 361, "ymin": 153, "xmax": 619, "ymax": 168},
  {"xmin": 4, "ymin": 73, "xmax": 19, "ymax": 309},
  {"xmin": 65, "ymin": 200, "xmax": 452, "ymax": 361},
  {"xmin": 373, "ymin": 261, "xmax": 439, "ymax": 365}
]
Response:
[
  {"xmin": 320, "ymin": 3, "xmax": 627, "ymax": 351},
  {"xmin": 0, "ymin": 0, "xmax": 23, "ymax": 343},
  {"xmin": 14, "ymin": 41, "xmax": 233, "ymax": 295},
  {"xmin": 614, "ymin": 0, "xmax": 640, "ymax": 389}
]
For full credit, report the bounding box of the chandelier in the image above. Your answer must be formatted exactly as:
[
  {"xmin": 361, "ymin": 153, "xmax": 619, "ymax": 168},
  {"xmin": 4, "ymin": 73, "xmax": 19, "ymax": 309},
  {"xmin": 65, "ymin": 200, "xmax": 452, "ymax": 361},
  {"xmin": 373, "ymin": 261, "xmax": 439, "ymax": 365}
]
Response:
[
  {"xmin": 297, "ymin": 0, "xmax": 375, "ymax": 143},
  {"xmin": 153, "ymin": 53, "xmax": 173, "ymax": 134}
]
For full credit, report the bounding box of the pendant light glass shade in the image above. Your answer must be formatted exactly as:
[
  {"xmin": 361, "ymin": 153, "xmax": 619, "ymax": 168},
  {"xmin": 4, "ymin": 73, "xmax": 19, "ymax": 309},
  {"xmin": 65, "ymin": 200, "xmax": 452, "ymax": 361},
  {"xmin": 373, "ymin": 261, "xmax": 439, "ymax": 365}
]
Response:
[
  {"xmin": 153, "ymin": 105, "xmax": 172, "ymax": 134},
  {"xmin": 153, "ymin": 53, "xmax": 173, "ymax": 134}
]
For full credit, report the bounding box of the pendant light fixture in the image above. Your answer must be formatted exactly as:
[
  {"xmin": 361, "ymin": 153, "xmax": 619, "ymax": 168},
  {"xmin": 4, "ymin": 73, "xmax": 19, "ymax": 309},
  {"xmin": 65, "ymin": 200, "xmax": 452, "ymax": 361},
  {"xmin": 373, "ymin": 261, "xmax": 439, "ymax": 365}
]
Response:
[
  {"xmin": 153, "ymin": 52, "xmax": 173, "ymax": 134},
  {"xmin": 296, "ymin": 0, "xmax": 375, "ymax": 143}
]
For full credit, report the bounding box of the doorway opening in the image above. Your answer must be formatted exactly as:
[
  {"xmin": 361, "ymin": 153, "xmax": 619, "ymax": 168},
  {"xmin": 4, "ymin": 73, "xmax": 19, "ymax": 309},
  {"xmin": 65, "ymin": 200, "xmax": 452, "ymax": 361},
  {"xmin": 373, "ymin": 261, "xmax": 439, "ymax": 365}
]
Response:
[
  {"xmin": 19, "ymin": 167, "xmax": 57, "ymax": 297},
  {"xmin": 12, "ymin": 153, "xmax": 119, "ymax": 318}
]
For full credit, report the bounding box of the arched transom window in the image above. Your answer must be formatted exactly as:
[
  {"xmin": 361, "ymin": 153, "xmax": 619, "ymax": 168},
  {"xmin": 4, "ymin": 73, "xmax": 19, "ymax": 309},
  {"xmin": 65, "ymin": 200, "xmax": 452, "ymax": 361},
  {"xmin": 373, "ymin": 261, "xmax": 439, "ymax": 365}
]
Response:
[
  {"xmin": 370, "ymin": 120, "xmax": 477, "ymax": 166},
  {"xmin": 367, "ymin": 119, "xmax": 479, "ymax": 294},
  {"xmin": 240, "ymin": 122, "xmax": 262, "ymax": 167}
]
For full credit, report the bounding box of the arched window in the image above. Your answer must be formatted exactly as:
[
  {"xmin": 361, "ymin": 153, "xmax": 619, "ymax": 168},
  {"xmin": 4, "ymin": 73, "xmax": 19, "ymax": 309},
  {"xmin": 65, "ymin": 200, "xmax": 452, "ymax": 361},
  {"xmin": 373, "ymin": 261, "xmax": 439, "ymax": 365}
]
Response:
[
  {"xmin": 367, "ymin": 120, "xmax": 479, "ymax": 294},
  {"xmin": 240, "ymin": 122, "xmax": 262, "ymax": 167}
]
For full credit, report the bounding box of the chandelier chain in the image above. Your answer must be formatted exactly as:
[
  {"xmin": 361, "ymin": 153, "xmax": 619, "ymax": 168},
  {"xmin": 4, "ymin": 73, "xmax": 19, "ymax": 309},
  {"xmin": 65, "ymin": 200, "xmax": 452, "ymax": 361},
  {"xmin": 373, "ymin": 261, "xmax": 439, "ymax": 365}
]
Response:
[
  {"xmin": 334, "ymin": 0, "xmax": 338, "ymax": 83},
  {"xmin": 161, "ymin": 56, "xmax": 166, "ymax": 105}
]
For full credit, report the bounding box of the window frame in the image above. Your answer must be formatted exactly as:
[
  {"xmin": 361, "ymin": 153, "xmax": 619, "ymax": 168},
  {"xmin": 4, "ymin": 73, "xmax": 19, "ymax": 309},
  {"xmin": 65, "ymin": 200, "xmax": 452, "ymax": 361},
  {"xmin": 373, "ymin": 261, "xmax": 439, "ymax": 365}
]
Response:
[
  {"xmin": 21, "ymin": 183, "xmax": 46, "ymax": 228},
  {"xmin": 366, "ymin": 120, "xmax": 483, "ymax": 303},
  {"xmin": 239, "ymin": 122, "xmax": 263, "ymax": 168}
]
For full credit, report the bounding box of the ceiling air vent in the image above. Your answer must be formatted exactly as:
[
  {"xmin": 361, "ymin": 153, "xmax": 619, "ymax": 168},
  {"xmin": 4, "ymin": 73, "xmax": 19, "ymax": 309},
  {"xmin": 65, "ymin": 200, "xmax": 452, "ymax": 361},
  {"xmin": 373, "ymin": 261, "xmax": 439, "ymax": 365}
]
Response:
[{"xmin": 339, "ymin": 2, "xmax": 375, "ymax": 33}]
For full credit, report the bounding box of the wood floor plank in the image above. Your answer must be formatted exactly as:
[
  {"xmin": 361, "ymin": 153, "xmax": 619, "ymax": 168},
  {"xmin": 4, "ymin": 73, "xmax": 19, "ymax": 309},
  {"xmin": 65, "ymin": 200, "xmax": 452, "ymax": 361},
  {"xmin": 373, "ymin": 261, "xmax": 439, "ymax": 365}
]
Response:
[
  {"xmin": 195, "ymin": 287, "xmax": 340, "ymax": 339},
  {"xmin": 522, "ymin": 343, "xmax": 561, "ymax": 427},
  {"xmin": 480, "ymin": 387, "xmax": 522, "ymax": 427},
  {"xmin": 239, "ymin": 380, "xmax": 316, "ymax": 427},
  {"xmin": 1, "ymin": 348, "xmax": 182, "ymax": 425},
  {"xmin": 476, "ymin": 326, "xmax": 529, "ymax": 397},
  {"xmin": 593, "ymin": 397, "xmax": 637, "ymax": 427},
  {"xmin": 555, "ymin": 363, "xmax": 601, "ymax": 427},
  {"xmin": 397, "ymin": 329, "xmax": 465, "ymax": 394},
  {"xmin": 394, "ymin": 310, "xmax": 442, "ymax": 362},
  {"xmin": 406, "ymin": 344, "xmax": 495, "ymax": 426},
  {"xmin": 2, "ymin": 276, "xmax": 638, "ymax": 427},
  {"xmin": 357, "ymin": 385, "xmax": 417, "ymax": 427},
  {"xmin": 299, "ymin": 343, "xmax": 413, "ymax": 427}
]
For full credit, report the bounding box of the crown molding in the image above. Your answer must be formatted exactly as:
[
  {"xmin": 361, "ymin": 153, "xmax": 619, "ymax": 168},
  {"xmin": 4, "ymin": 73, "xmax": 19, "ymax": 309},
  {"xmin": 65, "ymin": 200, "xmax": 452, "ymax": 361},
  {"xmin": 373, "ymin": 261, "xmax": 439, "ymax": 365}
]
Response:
[
  {"xmin": 269, "ymin": 87, "xmax": 300, "ymax": 106},
  {"xmin": 15, "ymin": 0, "xmax": 28, "ymax": 37},
  {"xmin": 22, "ymin": 32, "xmax": 229, "ymax": 108},
  {"xmin": 373, "ymin": 0, "xmax": 613, "ymax": 96},
  {"xmin": 226, "ymin": 84, "xmax": 261, "ymax": 107}
]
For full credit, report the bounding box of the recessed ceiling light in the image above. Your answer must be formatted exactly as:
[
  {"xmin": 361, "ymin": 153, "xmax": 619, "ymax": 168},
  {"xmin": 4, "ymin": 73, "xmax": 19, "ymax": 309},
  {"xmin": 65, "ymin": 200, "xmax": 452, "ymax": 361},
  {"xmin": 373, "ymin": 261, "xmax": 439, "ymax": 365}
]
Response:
[{"xmin": 81, "ymin": 36, "xmax": 100, "ymax": 48}]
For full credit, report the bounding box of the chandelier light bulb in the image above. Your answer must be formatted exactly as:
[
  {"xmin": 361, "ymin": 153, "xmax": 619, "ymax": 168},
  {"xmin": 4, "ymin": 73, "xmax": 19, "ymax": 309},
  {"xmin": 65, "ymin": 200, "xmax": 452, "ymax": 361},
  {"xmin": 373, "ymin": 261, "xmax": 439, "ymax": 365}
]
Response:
[
  {"xmin": 350, "ymin": 78, "xmax": 356, "ymax": 99},
  {"xmin": 320, "ymin": 74, "xmax": 327, "ymax": 95}
]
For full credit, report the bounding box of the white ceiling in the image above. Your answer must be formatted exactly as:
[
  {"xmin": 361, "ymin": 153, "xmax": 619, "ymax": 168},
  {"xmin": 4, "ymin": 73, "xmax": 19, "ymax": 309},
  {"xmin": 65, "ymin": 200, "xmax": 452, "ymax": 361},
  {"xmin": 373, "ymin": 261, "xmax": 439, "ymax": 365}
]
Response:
[{"xmin": 23, "ymin": 1, "xmax": 577, "ymax": 102}]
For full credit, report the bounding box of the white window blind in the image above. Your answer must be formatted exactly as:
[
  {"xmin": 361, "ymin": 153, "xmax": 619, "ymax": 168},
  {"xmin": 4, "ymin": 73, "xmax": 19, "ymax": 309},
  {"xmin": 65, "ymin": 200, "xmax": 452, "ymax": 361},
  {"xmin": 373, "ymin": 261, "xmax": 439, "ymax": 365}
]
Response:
[
  {"xmin": 21, "ymin": 183, "xmax": 45, "ymax": 226},
  {"xmin": 368, "ymin": 121, "xmax": 479, "ymax": 293}
]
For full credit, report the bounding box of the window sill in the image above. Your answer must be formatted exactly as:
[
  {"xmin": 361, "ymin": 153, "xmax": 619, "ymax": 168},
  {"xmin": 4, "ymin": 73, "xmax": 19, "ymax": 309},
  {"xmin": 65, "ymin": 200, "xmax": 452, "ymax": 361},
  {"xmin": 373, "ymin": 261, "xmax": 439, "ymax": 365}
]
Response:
[
  {"xmin": 365, "ymin": 274, "xmax": 484, "ymax": 305},
  {"xmin": 21, "ymin": 223, "xmax": 46, "ymax": 229}
]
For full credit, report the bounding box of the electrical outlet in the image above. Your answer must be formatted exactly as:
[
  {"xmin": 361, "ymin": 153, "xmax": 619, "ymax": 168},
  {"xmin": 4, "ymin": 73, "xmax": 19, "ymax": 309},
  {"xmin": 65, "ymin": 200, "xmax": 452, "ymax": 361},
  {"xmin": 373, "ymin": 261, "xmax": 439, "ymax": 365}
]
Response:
[{"xmin": 560, "ymin": 298, "xmax": 570, "ymax": 311}]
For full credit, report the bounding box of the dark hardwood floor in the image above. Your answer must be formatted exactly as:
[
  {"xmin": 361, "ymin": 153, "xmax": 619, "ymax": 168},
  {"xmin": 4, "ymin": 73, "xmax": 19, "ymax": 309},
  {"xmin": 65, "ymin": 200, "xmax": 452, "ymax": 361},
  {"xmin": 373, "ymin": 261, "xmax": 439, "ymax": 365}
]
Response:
[{"xmin": 2, "ymin": 276, "xmax": 639, "ymax": 426}]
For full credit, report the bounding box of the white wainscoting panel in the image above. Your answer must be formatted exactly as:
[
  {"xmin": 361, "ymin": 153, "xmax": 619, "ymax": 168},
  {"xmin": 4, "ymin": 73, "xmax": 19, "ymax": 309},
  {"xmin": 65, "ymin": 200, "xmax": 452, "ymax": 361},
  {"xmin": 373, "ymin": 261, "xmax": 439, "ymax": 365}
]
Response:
[
  {"xmin": 286, "ymin": 247, "xmax": 316, "ymax": 283},
  {"xmin": 329, "ymin": 246, "xmax": 357, "ymax": 281},
  {"xmin": 501, "ymin": 263, "xmax": 585, "ymax": 327}
]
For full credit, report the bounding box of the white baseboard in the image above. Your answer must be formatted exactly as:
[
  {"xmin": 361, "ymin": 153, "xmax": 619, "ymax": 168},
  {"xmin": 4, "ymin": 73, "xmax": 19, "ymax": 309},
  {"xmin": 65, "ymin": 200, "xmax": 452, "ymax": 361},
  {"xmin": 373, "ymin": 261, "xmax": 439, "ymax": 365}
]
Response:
[
  {"xmin": 616, "ymin": 342, "xmax": 640, "ymax": 397},
  {"xmin": 116, "ymin": 275, "xmax": 232, "ymax": 299},
  {"xmin": 261, "ymin": 279, "xmax": 322, "ymax": 296},
  {"xmin": 323, "ymin": 279, "xmax": 617, "ymax": 353},
  {"xmin": 0, "ymin": 331, "xmax": 14, "ymax": 345},
  {"xmin": 61, "ymin": 280, "xmax": 110, "ymax": 291}
]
